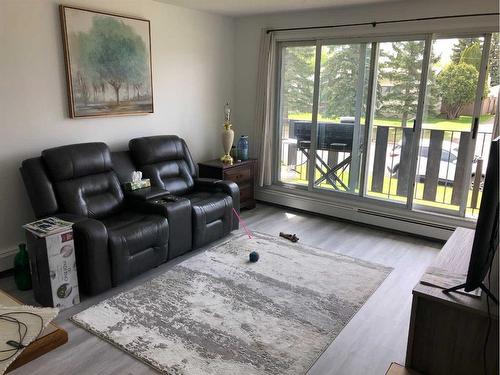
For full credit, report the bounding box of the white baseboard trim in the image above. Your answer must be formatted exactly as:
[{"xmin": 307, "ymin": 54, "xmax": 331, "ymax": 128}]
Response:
[
  {"xmin": 0, "ymin": 248, "xmax": 17, "ymax": 273},
  {"xmin": 256, "ymin": 186, "xmax": 474, "ymax": 241}
]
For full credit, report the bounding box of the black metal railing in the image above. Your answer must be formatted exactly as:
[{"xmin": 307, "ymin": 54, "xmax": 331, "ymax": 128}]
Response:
[{"xmin": 280, "ymin": 119, "xmax": 492, "ymax": 216}]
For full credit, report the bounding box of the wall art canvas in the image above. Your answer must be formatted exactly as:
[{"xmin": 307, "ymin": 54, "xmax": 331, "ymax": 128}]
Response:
[{"xmin": 60, "ymin": 6, "xmax": 153, "ymax": 118}]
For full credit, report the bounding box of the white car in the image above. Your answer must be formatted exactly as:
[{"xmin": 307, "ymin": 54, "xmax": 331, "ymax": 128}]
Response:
[{"xmin": 386, "ymin": 140, "xmax": 486, "ymax": 188}]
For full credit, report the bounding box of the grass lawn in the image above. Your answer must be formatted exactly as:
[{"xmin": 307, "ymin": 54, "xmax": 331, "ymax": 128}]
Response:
[{"xmin": 287, "ymin": 113, "xmax": 494, "ymax": 132}]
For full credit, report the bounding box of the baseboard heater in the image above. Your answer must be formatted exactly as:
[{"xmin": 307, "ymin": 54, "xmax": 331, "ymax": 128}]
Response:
[{"xmin": 355, "ymin": 208, "xmax": 455, "ymax": 231}]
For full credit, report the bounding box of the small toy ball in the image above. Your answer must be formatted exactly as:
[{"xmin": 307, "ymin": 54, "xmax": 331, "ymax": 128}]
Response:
[{"xmin": 249, "ymin": 251, "xmax": 259, "ymax": 263}]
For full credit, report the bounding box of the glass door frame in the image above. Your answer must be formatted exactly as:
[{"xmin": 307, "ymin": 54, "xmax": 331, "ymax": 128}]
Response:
[
  {"xmin": 309, "ymin": 34, "xmax": 431, "ymax": 207},
  {"xmin": 409, "ymin": 33, "xmax": 493, "ymax": 217},
  {"xmin": 309, "ymin": 40, "xmax": 371, "ymax": 193},
  {"xmin": 273, "ymin": 31, "xmax": 496, "ymax": 219},
  {"xmin": 403, "ymin": 34, "xmax": 434, "ymax": 211},
  {"xmin": 273, "ymin": 40, "xmax": 318, "ymax": 189}
]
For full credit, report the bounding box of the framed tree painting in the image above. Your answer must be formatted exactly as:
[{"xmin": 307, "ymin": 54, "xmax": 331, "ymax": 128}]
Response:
[{"xmin": 60, "ymin": 6, "xmax": 154, "ymax": 118}]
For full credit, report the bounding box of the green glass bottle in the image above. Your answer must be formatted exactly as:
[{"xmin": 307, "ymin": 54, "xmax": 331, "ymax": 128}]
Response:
[{"xmin": 14, "ymin": 243, "xmax": 32, "ymax": 291}]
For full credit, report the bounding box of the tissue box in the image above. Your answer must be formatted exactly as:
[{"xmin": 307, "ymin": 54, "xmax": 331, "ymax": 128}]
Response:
[{"xmin": 123, "ymin": 178, "xmax": 151, "ymax": 191}]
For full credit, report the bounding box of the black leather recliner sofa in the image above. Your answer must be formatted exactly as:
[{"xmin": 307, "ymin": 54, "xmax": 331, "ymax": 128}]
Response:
[
  {"xmin": 20, "ymin": 137, "xmax": 240, "ymax": 297},
  {"xmin": 20, "ymin": 143, "xmax": 169, "ymax": 295},
  {"xmin": 128, "ymin": 135, "xmax": 239, "ymax": 249}
]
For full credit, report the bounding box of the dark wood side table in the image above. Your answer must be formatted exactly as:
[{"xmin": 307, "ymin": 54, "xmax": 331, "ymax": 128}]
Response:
[{"xmin": 198, "ymin": 159, "xmax": 257, "ymax": 209}]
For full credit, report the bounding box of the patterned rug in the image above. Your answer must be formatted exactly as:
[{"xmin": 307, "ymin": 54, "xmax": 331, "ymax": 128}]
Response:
[{"xmin": 71, "ymin": 232, "xmax": 391, "ymax": 374}]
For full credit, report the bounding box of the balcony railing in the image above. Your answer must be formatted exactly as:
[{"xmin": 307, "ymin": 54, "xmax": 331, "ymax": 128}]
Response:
[{"xmin": 280, "ymin": 120, "xmax": 492, "ymax": 217}]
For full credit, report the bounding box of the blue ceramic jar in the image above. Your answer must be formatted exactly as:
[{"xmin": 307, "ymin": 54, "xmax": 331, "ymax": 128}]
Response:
[{"xmin": 237, "ymin": 135, "xmax": 249, "ymax": 161}]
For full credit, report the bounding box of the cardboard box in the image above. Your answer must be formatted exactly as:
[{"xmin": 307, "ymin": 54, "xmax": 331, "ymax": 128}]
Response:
[
  {"xmin": 45, "ymin": 230, "xmax": 80, "ymax": 309},
  {"xmin": 26, "ymin": 225, "xmax": 80, "ymax": 310}
]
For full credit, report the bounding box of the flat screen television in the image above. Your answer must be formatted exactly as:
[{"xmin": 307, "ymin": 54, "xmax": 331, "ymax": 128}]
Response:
[
  {"xmin": 445, "ymin": 136, "xmax": 499, "ymax": 303},
  {"xmin": 467, "ymin": 136, "xmax": 499, "ymax": 292}
]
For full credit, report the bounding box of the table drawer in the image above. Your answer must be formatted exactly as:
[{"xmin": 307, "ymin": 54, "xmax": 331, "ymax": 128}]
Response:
[
  {"xmin": 239, "ymin": 184, "xmax": 253, "ymax": 202},
  {"xmin": 224, "ymin": 166, "xmax": 252, "ymax": 184}
]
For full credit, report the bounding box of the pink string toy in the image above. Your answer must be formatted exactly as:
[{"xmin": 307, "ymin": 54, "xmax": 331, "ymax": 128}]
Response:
[{"xmin": 232, "ymin": 207, "xmax": 253, "ymax": 239}]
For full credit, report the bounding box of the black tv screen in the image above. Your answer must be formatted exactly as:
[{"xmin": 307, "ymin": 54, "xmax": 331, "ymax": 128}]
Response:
[{"xmin": 465, "ymin": 136, "xmax": 499, "ymax": 292}]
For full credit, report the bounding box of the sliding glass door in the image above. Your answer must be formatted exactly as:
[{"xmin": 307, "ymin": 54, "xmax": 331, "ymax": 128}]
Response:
[
  {"xmin": 313, "ymin": 42, "xmax": 372, "ymax": 193},
  {"xmin": 412, "ymin": 36, "xmax": 487, "ymax": 216},
  {"xmin": 365, "ymin": 39, "xmax": 427, "ymax": 205},
  {"xmin": 275, "ymin": 32, "xmax": 496, "ymax": 220},
  {"xmin": 278, "ymin": 44, "xmax": 316, "ymax": 186}
]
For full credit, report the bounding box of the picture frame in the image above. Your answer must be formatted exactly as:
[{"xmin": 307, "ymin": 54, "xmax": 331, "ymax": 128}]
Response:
[{"xmin": 59, "ymin": 5, "xmax": 154, "ymax": 118}]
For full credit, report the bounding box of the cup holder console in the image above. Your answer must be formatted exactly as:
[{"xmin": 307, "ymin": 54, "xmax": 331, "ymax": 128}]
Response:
[{"xmin": 152, "ymin": 195, "xmax": 183, "ymax": 205}]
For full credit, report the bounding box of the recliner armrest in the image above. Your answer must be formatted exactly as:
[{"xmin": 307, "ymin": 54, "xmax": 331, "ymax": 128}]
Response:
[
  {"xmin": 71, "ymin": 217, "xmax": 112, "ymax": 295},
  {"xmin": 194, "ymin": 178, "xmax": 240, "ymax": 229},
  {"xmin": 53, "ymin": 213, "xmax": 88, "ymax": 223},
  {"xmin": 194, "ymin": 177, "xmax": 220, "ymax": 187},
  {"xmin": 125, "ymin": 199, "xmax": 169, "ymax": 217}
]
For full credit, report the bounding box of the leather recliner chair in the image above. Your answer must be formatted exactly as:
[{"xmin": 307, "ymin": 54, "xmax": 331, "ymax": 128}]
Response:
[
  {"xmin": 129, "ymin": 135, "xmax": 239, "ymax": 249},
  {"xmin": 20, "ymin": 143, "xmax": 169, "ymax": 295}
]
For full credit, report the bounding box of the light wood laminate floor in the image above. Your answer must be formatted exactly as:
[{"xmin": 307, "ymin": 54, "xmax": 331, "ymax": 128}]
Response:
[{"xmin": 1, "ymin": 204, "xmax": 441, "ymax": 375}]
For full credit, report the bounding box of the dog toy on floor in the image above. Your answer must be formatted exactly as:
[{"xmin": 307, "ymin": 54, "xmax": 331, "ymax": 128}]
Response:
[
  {"xmin": 279, "ymin": 232, "xmax": 299, "ymax": 243},
  {"xmin": 249, "ymin": 251, "xmax": 259, "ymax": 263}
]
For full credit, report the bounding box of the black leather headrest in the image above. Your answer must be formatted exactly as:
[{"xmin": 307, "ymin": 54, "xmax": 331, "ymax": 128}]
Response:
[
  {"xmin": 42, "ymin": 143, "xmax": 113, "ymax": 181},
  {"xmin": 129, "ymin": 135, "xmax": 186, "ymax": 165},
  {"xmin": 111, "ymin": 150, "xmax": 136, "ymax": 184}
]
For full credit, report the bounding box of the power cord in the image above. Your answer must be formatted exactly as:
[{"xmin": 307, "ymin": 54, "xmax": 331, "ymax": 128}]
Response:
[{"xmin": 0, "ymin": 311, "xmax": 44, "ymax": 362}]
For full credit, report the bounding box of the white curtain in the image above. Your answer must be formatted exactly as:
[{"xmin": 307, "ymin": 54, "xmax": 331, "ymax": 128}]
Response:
[{"xmin": 255, "ymin": 29, "xmax": 277, "ymax": 187}]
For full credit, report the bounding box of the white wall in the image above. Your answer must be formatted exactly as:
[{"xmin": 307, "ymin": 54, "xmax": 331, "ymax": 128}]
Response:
[
  {"xmin": 233, "ymin": 0, "xmax": 499, "ymax": 156},
  {"xmin": 1, "ymin": 0, "xmax": 498, "ymax": 265},
  {"xmin": 0, "ymin": 0, "xmax": 234, "ymax": 266}
]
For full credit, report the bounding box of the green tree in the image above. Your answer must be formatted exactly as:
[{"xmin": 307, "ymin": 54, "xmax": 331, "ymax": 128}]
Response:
[
  {"xmin": 282, "ymin": 47, "xmax": 315, "ymax": 114},
  {"xmin": 320, "ymin": 44, "xmax": 370, "ymax": 118},
  {"xmin": 451, "ymin": 38, "xmax": 480, "ymax": 63},
  {"xmin": 437, "ymin": 63, "xmax": 478, "ymax": 119},
  {"xmin": 82, "ymin": 16, "xmax": 148, "ymax": 105},
  {"xmin": 460, "ymin": 41, "xmax": 489, "ymax": 97},
  {"xmin": 460, "ymin": 42, "xmax": 482, "ymax": 70},
  {"xmin": 378, "ymin": 41, "xmax": 425, "ymax": 126},
  {"xmin": 489, "ymin": 33, "xmax": 499, "ymax": 87}
]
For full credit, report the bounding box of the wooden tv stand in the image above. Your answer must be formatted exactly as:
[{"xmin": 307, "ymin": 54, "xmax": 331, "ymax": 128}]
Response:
[{"xmin": 406, "ymin": 227, "xmax": 499, "ymax": 375}]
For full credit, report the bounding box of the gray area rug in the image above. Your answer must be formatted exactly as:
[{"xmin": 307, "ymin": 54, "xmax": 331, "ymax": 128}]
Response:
[{"xmin": 72, "ymin": 231, "xmax": 391, "ymax": 374}]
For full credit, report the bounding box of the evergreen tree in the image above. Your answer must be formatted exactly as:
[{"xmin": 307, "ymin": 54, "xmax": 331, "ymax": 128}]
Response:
[
  {"xmin": 489, "ymin": 33, "xmax": 499, "ymax": 87},
  {"xmin": 282, "ymin": 47, "xmax": 316, "ymax": 114},
  {"xmin": 423, "ymin": 50, "xmax": 440, "ymax": 118},
  {"xmin": 319, "ymin": 44, "xmax": 369, "ymax": 118},
  {"xmin": 378, "ymin": 41, "xmax": 425, "ymax": 126}
]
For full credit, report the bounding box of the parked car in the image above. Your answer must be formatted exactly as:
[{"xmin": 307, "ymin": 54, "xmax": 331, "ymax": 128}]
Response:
[{"xmin": 386, "ymin": 140, "xmax": 486, "ymax": 188}]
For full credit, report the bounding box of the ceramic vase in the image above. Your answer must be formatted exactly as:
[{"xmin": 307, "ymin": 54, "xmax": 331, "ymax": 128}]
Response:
[
  {"xmin": 221, "ymin": 123, "xmax": 234, "ymax": 164},
  {"xmin": 237, "ymin": 135, "xmax": 249, "ymax": 161}
]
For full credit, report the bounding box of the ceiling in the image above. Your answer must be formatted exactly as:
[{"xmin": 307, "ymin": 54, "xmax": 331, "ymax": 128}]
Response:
[{"xmin": 155, "ymin": 0, "xmax": 400, "ymax": 17}]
